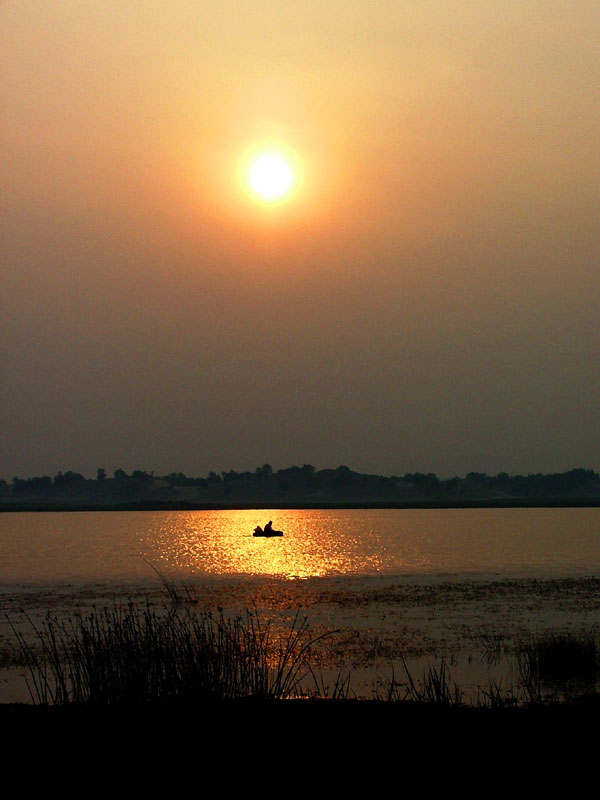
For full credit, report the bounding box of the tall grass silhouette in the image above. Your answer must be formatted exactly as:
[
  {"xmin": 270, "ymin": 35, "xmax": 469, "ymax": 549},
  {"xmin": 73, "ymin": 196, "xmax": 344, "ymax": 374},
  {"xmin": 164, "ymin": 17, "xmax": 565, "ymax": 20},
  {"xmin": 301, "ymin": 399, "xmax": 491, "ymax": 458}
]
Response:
[
  {"xmin": 12, "ymin": 602, "xmax": 328, "ymax": 705},
  {"xmin": 517, "ymin": 633, "xmax": 598, "ymax": 704}
]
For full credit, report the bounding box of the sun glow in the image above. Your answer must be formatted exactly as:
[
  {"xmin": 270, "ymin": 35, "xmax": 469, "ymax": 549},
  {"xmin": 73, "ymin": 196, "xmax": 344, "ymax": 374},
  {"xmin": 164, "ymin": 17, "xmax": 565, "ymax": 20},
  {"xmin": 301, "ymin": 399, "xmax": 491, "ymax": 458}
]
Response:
[
  {"xmin": 249, "ymin": 154, "xmax": 293, "ymax": 200},
  {"xmin": 242, "ymin": 145, "xmax": 300, "ymax": 204}
]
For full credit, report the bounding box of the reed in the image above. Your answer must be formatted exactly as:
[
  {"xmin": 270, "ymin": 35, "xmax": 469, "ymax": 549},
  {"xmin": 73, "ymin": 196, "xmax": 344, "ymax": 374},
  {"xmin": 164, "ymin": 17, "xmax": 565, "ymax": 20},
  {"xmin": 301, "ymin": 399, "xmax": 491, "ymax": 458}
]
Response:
[
  {"xmin": 516, "ymin": 632, "xmax": 598, "ymax": 704},
  {"xmin": 11, "ymin": 602, "xmax": 329, "ymax": 706},
  {"xmin": 376, "ymin": 658, "xmax": 463, "ymax": 705},
  {"xmin": 477, "ymin": 678, "xmax": 519, "ymax": 709},
  {"xmin": 403, "ymin": 657, "xmax": 463, "ymax": 705}
]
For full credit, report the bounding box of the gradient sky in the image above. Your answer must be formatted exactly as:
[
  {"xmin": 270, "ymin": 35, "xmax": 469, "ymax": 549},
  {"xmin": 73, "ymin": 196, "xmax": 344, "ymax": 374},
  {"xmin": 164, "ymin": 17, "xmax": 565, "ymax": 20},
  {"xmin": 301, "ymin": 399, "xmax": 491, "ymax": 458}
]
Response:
[{"xmin": 2, "ymin": 1, "xmax": 599, "ymax": 480}]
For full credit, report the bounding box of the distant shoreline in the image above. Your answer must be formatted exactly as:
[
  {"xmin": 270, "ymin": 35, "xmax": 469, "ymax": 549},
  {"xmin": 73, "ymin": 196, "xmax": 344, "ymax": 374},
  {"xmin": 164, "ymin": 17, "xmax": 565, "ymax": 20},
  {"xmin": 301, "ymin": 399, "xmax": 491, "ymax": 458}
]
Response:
[{"xmin": 2, "ymin": 499, "xmax": 600, "ymax": 512}]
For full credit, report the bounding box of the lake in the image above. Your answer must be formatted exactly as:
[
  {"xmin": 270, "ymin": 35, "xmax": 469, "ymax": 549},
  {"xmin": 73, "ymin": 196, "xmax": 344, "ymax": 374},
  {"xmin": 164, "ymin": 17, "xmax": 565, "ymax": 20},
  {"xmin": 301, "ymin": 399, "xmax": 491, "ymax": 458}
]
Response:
[
  {"xmin": 1, "ymin": 507, "xmax": 599, "ymax": 584},
  {"xmin": 1, "ymin": 508, "xmax": 599, "ymax": 704}
]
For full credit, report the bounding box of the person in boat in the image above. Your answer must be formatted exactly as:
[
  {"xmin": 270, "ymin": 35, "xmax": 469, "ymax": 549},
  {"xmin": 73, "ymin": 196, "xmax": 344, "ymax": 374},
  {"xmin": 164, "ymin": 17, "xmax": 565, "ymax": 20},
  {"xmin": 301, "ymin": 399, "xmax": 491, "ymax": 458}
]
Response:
[{"xmin": 264, "ymin": 520, "xmax": 273, "ymax": 534}]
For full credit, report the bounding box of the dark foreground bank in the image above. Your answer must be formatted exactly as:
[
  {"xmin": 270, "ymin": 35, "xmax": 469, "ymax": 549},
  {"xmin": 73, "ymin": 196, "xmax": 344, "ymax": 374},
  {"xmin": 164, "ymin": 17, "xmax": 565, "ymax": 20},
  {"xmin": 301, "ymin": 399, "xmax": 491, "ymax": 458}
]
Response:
[
  {"xmin": 4, "ymin": 696, "xmax": 600, "ymax": 725},
  {"xmin": 3, "ymin": 698, "xmax": 599, "ymax": 756}
]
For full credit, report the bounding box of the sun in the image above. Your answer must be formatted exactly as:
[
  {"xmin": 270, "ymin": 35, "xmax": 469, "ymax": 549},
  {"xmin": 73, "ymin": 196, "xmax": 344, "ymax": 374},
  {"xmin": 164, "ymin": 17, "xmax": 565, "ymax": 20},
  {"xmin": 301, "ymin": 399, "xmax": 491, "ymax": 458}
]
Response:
[
  {"xmin": 249, "ymin": 154, "xmax": 292, "ymax": 200},
  {"xmin": 243, "ymin": 147, "xmax": 299, "ymax": 203}
]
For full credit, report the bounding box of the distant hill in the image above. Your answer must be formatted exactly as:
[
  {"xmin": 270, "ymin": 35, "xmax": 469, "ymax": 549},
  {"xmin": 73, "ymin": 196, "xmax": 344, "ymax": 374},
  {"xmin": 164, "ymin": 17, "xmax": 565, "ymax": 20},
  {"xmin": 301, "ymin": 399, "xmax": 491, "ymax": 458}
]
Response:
[{"xmin": 1, "ymin": 465, "xmax": 599, "ymax": 509}]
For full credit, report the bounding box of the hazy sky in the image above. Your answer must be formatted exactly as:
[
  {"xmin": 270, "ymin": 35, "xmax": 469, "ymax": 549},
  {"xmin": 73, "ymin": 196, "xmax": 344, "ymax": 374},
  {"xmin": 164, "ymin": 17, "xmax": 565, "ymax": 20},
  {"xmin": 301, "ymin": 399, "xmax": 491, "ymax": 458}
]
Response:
[{"xmin": 2, "ymin": 1, "xmax": 599, "ymax": 479}]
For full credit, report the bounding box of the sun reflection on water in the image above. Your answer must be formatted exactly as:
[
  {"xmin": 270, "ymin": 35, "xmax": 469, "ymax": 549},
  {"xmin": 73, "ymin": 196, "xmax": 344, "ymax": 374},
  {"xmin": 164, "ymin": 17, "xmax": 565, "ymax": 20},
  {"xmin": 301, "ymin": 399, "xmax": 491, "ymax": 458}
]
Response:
[
  {"xmin": 150, "ymin": 510, "xmax": 385, "ymax": 579},
  {"xmin": 1, "ymin": 508, "xmax": 599, "ymax": 585}
]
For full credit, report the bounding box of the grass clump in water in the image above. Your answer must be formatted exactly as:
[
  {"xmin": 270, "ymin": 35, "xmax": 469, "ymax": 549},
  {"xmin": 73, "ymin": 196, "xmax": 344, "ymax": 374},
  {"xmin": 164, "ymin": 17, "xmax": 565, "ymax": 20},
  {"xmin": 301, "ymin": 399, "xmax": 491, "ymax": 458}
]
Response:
[
  {"xmin": 377, "ymin": 657, "xmax": 463, "ymax": 706},
  {"xmin": 12, "ymin": 602, "xmax": 327, "ymax": 706},
  {"xmin": 517, "ymin": 632, "xmax": 598, "ymax": 704}
]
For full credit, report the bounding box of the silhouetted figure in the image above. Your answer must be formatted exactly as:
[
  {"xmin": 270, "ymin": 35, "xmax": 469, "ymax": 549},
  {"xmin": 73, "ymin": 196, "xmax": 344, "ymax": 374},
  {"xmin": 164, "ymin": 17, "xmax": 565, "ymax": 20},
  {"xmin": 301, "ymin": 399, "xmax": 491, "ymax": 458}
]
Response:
[{"xmin": 253, "ymin": 521, "xmax": 283, "ymax": 536}]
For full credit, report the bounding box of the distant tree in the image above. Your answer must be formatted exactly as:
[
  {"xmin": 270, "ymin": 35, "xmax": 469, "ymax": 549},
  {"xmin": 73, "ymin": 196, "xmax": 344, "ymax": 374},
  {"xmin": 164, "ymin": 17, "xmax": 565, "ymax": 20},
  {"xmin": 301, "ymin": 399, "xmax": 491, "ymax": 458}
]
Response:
[
  {"xmin": 277, "ymin": 466, "xmax": 300, "ymax": 476},
  {"xmin": 97, "ymin": 468, "xmax": 107, "ymax": 482},
  {"xmin": 563, "ymin": 468, "xmax": 598, "ymax": 485},
  {"xmin": 401, "ymin": 472, "xmax": 439, "ymax": 491},
  {"xmin": 53, "ymin": 470, "xmax": 85, "ymax": 486},
  {"xmin": 466, "ymin": 472, "xmax": 488, "ymax": 482},
  {"xmin": 426, "ymin": 472, "xmax": 440, "ymax": 488},
  {"xmin": 404, "ymin": 472, "xmax": 426, "ymax": 485},
  {"xmin": 163, "ymin": 472, "xmax": 192, "ymax": 486},
  {"xmin": 28, "ymin": 476, "xmax": 53, "ymax": 493},
  {"xmin": 12, "ymin": 477, "xmax": 30, "ymax": 495},
  {"xmin": 442, "ymin": 476, "xmax": 462, "ymax": 494},
  {"xmin": 222, "ymin": 470, "xmax": 239, "ymax": 481},
  {"xmin": 114, "ymin": 468, "xmax": 128, "ymax": 482},
  {"xmin": 132, "ymin": 470, "xmax": 153, "ymax": 484},
  {"xmin": 333, "ymin": 465, "xmax": 353, "ymax": 487},
  {"xmin": 255, "ymin": 464, "xmax": 273, "ymax": 477},
  {"xmin": 53, "ymin": 471, "xmax": 86, "ymax": 493}
]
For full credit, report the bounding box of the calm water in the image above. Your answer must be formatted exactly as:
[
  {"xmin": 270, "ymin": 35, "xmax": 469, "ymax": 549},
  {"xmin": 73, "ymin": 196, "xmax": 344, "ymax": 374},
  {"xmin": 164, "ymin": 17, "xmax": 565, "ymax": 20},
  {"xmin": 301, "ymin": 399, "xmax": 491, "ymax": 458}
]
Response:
[{"xmin": 1, "ymin": 507, "xmax": 599, "ymax": 585}]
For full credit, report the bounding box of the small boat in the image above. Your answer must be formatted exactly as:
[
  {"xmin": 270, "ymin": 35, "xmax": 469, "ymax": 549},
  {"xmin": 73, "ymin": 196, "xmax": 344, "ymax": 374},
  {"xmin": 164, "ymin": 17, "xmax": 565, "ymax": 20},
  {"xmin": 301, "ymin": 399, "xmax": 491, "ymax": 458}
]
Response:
[{"xmin": 253, "ymin": 525, "xmax": 283, "ymax": 537}]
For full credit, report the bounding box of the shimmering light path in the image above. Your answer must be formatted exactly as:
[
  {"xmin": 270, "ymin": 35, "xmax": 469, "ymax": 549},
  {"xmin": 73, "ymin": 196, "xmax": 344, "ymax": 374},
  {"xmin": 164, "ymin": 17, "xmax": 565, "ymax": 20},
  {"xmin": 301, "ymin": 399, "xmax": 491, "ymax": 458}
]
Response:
[{"xmin": 1, "ymin": 508, "xmax": 599, "ymax": 584}]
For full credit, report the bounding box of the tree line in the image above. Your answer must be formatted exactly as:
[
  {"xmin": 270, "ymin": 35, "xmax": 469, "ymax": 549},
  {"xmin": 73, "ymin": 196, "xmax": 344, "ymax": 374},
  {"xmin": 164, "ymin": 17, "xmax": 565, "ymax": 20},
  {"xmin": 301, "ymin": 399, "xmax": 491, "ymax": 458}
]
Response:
[{"xmin": 1, "ymin": 465, "xmax": 599, "ymax": 507}]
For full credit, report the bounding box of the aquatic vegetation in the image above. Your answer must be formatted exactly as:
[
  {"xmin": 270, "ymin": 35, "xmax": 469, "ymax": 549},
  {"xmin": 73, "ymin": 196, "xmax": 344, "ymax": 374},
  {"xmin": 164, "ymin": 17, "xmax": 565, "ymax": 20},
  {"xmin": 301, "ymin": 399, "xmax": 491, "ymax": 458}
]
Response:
[
  {"xmin": 5, "ymin": 573, "xmax": 599, "ymax": 709},
  {"xmin": 10, "ymin": 603, "xmax": 331, "ymax": 706},
  {"xmin": 516, "ymin": 632, "xmax": 598, "ymax": 704},
  {"xmin": 476, "ymin": 678, "xmax": 520, "ymax": 709},
  {"xmin": 477, "ymin": 631, "xmax": 509, "ymax": 664},
  {"xmin": 373, "ymin": 632, "xmax": 600, "ymax": 709},
  {"xmin": 375, "ymin": 658, "xmax": 463, "ymax": 706}
]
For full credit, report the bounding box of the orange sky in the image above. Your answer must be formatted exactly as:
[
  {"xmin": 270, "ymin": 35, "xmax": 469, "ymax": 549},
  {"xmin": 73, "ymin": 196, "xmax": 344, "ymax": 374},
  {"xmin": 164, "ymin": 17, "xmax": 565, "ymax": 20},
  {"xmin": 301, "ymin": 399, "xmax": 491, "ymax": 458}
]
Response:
[{"xmin": 2, "ymin": 1, "xmax": 599, "ymax": 478}]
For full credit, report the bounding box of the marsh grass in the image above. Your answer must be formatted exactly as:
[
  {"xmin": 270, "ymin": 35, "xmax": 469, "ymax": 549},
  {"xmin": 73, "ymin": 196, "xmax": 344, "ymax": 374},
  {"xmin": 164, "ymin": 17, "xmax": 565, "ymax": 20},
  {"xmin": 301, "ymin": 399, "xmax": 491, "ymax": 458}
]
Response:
[
  {"xmin": 477, "ymin": 631, "xmax": 508, "ymax": 665},
  {"xmin": 375, "ymin": 633, "xmax": 600, "ymax": 708},
  {"xmin": 10, "ymin": 602, "xmax": 333, "ymax": 706},
  {"xmin": 477, "ymin": 678, "xmax": 520, "ymax": 709},
  {"xmin": 7, "ymin": 571, "xmax": 599, "ymax": 708},
  {"xmin": 306, "ymin": 667, "xmax": 352, "ymax": 700},
  {"xmin": 376, "ymin": 657, "xmax": 463, "ymax": 706},
  {"xmin": 145, "ymin": 562, "xmax": 196, "ymax": 606},
  {"xmin": 516, "ymin": 632, "xmax": 598, "ymax": 704}
]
